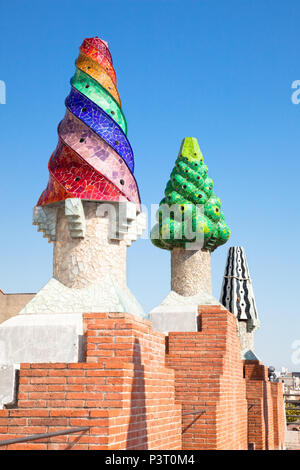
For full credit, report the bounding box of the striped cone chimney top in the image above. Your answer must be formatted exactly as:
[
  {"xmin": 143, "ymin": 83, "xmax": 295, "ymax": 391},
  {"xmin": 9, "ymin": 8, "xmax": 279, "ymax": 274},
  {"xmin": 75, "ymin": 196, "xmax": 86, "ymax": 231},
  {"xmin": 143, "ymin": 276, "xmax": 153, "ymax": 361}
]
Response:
[{"xmin": 220, "ymin": 246, "xmax": 259, "ymax": 331}]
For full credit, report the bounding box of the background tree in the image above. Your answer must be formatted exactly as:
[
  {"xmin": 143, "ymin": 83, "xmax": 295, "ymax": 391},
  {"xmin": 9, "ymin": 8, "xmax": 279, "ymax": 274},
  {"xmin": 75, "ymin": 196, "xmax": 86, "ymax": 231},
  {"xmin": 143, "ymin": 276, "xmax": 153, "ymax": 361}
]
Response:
[{"xmin": 286, "ymin": 402, "xmax": 300, "ymax": 424}]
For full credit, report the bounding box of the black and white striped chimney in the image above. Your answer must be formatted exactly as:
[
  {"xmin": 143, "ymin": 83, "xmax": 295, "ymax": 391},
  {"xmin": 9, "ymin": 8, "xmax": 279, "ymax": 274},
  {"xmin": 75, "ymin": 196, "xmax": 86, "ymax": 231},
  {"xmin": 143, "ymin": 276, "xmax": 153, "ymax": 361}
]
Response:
[{"xmin": 220, "ymin": 246, "xmax": 260, "ymax": 360}]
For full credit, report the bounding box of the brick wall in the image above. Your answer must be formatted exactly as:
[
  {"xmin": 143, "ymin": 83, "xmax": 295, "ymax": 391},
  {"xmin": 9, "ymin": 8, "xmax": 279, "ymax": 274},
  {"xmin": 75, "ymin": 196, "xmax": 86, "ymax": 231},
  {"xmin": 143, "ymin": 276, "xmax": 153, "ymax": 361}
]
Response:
[
  {"xmin": 0, "ymin": 310, "xmax": 286, "ymax": 450},
  {"xmin": 271, "ymin": 382, "xmax": 285, "ymax": 449},
  {"xmin": 244, "ymin": 360, "xmax": 285, "ymax": 450},
  {"xmin": 166, "ymin": 305, "xmax": 248, "ymax": 450},
  {"xmin": 0, "ymin": 313, "xmax": 181, "ymax": 450}
]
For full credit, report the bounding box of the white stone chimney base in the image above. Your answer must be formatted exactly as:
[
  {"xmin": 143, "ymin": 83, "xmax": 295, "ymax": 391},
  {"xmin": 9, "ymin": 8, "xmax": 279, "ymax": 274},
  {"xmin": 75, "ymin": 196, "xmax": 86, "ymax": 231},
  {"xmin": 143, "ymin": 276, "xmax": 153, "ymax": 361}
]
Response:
[
  {"xmin": 19, "ymin": 275, "xmax": 145, "ymax": 317},
  {"xmin": 0, "ymin": 312, "xmax": 83, "ymax": 365},
  {"xmin": 150, "ymin": 290, "xmax": 220, "ymax": 333},
  {"xmin": 0, "ymin": 312, "xmax": 83, "ymax": 408}
]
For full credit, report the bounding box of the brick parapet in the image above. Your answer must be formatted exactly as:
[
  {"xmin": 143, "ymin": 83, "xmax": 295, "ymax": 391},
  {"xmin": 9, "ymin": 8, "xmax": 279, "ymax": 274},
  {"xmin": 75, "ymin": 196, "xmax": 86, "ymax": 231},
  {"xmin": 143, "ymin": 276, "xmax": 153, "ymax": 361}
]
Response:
[
  {"xmin": 166, "ymin": 305, "xmax": 248, "ymax": 450},
  {"xmin": 0, "ymin": 313, "xmax": 181, "ymax": 450},
  {"xmin": 271, "ymin": 381, "xmax": 285, "ymax": 449},
  {"xmin": 244, "ymin": 360, "xmax": 284, "ymax": 450},
  {"xmin": 0, "ymin": 310, "xmax": 286, "ymax": 450},
  {"xmin": 84, "ymin": 312, "xmax": 166, "ymax": 366}
]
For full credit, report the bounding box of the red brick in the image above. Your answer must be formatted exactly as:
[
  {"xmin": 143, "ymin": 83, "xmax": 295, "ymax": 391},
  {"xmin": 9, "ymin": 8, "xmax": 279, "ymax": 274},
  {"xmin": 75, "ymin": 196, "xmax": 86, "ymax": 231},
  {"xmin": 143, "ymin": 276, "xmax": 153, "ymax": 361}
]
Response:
[{"xmin": 0, "ymin": 311, "xmax": 284, "ymax": 451}]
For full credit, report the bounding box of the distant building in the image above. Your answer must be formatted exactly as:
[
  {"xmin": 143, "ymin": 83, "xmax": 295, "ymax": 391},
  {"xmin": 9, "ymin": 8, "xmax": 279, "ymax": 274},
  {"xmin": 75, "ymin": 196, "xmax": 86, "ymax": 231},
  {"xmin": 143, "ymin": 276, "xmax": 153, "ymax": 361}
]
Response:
[
  {"xmin": 0, "ymin": 289, "xmax": 35, "ymax": 324},
  {"xmin": 277, "ymin": 368, "xmax": 300, "ymax": 397}
]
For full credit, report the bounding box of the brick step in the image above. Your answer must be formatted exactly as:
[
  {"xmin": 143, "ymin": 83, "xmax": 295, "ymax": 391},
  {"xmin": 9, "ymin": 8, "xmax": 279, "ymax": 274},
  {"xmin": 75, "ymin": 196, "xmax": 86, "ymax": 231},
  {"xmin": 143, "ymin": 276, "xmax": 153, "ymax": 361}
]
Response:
[{"xmin": 17, "ymin": 361, "xmax": 176, "ymax": 409}]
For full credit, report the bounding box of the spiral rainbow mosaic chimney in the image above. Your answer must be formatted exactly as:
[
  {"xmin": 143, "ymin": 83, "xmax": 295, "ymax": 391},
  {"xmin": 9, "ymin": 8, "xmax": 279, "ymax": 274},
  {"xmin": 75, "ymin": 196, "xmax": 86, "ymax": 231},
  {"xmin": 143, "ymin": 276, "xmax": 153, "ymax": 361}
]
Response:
[
  {"xmin": 37, "ymin": 37, "xmax": 140, "ymax": 209},
  {"xmin": 21, "ymin": 37, "xmax": 147, "ymax": 323}
]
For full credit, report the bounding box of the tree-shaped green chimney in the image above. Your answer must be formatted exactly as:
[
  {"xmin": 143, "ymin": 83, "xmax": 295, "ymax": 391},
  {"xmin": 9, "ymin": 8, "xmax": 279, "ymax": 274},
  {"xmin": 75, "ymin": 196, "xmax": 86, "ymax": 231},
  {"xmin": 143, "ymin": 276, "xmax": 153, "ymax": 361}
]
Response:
[{"xmin": 151, "ymin": 137, "xmax": 230, "ymax": 252}]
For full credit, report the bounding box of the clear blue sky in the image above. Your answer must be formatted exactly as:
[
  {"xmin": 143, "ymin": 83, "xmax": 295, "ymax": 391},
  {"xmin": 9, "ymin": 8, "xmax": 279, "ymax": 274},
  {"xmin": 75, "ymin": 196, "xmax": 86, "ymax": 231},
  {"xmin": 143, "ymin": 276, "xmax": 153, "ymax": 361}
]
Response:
[{"xmin": 0, "ymin": 0, "xmax": 299, "ymax": 371}]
